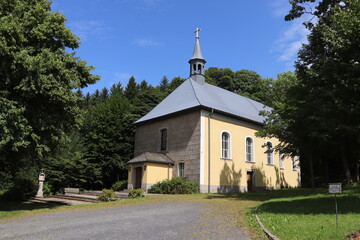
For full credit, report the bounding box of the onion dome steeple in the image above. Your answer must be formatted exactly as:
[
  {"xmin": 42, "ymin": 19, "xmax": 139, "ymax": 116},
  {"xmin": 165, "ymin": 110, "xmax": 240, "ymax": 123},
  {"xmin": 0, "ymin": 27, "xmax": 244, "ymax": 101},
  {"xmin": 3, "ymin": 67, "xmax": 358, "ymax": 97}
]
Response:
[{"xmin": 189, "ymin": 28, "xmax": 206, "ymax": 84}]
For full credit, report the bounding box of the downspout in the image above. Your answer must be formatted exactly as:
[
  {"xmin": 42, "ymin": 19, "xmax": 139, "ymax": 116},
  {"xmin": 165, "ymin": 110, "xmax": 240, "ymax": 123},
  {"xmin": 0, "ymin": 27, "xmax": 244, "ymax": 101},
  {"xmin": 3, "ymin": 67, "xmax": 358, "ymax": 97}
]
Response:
[
  {"xmin": 208, "ymin": 109, "xmax": 214, "ymax": 193},
  {"xmin": 168, "ymin": 164, "xmax": 170, "ymax": 180}
]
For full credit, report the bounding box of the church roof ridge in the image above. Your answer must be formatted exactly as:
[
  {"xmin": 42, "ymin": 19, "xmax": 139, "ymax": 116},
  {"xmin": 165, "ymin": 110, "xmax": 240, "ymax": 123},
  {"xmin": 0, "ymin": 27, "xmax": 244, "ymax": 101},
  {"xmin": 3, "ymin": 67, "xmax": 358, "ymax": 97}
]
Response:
[{"xmin": 135, "ymin": 78, "xmax": 270, "ymax": 125}]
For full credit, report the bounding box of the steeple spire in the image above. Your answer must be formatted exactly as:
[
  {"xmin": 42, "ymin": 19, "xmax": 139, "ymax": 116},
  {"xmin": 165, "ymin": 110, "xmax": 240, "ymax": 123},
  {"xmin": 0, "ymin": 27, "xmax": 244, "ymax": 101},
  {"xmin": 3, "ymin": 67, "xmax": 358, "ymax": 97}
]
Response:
[{"xmin": 189, "ymin": 28, "xmax": 206, "ymax": 84}]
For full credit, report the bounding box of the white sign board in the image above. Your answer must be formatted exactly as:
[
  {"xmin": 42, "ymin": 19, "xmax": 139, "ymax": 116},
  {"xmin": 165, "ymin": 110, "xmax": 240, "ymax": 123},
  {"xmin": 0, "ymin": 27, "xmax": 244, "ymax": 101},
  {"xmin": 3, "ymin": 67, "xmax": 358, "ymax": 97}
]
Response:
[{"xmin": 329, "ymin": 183, "xmax": 342, "ymax": 194}]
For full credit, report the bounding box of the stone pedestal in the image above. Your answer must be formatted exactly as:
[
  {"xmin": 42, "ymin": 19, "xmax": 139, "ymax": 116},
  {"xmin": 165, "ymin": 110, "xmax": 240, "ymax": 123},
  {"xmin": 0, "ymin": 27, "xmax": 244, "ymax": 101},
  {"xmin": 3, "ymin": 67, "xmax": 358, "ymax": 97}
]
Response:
[{"xmin": 36, "ymin": 172, "xmax": 45, "ymax": 198}]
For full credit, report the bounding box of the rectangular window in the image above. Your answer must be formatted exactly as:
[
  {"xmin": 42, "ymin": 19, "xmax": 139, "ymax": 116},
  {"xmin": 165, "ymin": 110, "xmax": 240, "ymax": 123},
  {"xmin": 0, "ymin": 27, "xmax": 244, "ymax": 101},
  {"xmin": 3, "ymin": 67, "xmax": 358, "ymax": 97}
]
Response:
[
  {"xmin": 160, "ymin": 129, "xmax": 167, "ymax": 151},
  {"xmin": 179, "ymin": 163, "xmax": 185, "ymax": 177}
]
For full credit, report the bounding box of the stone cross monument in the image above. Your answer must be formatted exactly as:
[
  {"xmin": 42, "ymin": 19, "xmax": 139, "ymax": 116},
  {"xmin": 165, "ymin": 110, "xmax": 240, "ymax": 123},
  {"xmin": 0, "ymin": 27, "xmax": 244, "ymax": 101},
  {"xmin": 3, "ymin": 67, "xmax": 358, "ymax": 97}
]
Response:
[{"xmin": 36, "ymin": 170, "xmax": 46, "ymax": 198}]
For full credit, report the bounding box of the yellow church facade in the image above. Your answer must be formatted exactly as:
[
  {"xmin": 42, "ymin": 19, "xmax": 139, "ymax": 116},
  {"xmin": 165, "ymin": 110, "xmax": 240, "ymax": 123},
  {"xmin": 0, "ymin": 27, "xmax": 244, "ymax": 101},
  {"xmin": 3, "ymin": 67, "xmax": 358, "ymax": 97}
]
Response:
[{"xmin": 127, "ymin": 31, "xmax": 300, "ymax": 193}]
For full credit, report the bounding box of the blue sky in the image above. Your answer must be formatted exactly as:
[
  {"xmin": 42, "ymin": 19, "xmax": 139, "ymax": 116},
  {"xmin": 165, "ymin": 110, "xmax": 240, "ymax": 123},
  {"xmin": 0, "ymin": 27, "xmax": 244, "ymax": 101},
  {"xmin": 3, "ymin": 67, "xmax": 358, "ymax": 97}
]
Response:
[{"xmin": 51, "ymin": 0, "xmax": 310, "ymax": 93}]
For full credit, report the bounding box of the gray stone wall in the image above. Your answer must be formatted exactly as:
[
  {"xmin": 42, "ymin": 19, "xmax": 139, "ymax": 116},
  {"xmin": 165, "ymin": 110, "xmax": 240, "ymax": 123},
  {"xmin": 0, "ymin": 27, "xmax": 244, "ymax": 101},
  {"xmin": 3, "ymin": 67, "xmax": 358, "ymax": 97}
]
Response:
[{"xmin": 134, "ymin": 111, "xmax": 201, "ymax": 184}]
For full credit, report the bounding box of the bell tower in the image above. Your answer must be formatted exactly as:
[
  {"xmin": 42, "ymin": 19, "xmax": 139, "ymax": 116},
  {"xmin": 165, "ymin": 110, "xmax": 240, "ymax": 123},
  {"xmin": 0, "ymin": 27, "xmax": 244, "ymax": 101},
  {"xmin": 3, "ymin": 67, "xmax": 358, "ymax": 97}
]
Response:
[{"xmin": 189, "ymin": 28, "xmax": 206, "ymax": 84}]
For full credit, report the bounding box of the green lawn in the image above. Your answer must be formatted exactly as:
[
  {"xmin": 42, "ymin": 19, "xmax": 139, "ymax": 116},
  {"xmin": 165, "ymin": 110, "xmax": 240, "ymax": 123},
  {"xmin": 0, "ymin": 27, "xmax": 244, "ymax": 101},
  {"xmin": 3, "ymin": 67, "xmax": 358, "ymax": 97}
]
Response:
[{"xmin": 255, "ymin": 185, "xmax": 360, "ymax": 240}]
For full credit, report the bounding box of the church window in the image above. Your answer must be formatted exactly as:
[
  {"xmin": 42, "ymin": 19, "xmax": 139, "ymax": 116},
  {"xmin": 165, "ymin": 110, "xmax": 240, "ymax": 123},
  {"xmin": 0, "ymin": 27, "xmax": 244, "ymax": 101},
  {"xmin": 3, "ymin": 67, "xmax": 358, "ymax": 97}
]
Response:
[
  {"xmin": 160, "ymin": 128, "xmax": 167, "ymax": 151},
  {"xmin": 266, "ymin": 141, "xmax": 273, "ymax": 165},
  {"xmin": 193, "ymin": 64, "xmax": 196, "ymax": 72},
  {"xmin": 198, "ymin": 64, "xmax": 202, "ymax": 73},
  {"xmin": 246, "ymin": 137, "xmax": 254, "ymax": 162},
  {"xmin": 292, "ymin": 156, "xmax": 297, "ymax": 170},
  {"xmin": 221, "ymin": 131, "xmax": 231, "ymax": 159},
  {"xmin": 279, "ymin": 153, "xmax": 284, "ymax": 169},
  {"xmin": 178, "ymin": 162, "xmax": 185, "ymax": 177}
]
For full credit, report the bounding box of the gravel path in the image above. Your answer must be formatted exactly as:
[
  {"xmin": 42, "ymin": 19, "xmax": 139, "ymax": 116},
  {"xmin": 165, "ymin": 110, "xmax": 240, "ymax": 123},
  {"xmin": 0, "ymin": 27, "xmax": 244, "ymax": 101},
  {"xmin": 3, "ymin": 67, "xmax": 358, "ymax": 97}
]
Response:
[{"xmin": 0, "ymin": 201, "xmax": 250, "ymax": 240}]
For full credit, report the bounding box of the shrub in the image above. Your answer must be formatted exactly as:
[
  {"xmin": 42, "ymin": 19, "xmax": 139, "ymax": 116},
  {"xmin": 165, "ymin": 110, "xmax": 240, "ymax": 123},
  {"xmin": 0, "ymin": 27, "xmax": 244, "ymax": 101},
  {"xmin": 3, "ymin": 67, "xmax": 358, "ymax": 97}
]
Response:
[
  {"xmin": 128, "ymin": 189, "xmax": 144, "ymax": 199},
  {"xmin": 111, "ymin": 180, "xmax": 128, "ymax": 191},
  {"xmin": 43, "ymin": 182, "xmax": 53, "ymax": 198},
  {"xmin": 97, "ymin": 189, "xmax": 117, "ymax": 202},
  {"xmin": 148, "ymin": 177, "xmax": 198, "ymax": 194},
  {"xmin": 1, "ymin": 170, "xmax": 38, "ymax": 201}
]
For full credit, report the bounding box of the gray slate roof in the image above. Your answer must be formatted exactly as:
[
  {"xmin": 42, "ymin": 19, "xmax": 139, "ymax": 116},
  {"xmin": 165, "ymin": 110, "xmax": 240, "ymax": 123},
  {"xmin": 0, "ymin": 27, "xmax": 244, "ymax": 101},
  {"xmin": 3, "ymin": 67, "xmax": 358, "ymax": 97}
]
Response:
[
  {"xmin": 127, "ymin": 152, "xmax": 174, "ymax": 165},
  {"xmin": 135, "ymin": 78, "xmax": 271, "ymax": 125}
]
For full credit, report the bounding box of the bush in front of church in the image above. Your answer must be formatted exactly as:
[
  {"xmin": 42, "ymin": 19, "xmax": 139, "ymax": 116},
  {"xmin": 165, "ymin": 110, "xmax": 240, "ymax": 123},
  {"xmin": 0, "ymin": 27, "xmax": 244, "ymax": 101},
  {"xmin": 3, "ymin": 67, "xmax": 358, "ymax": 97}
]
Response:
[{"xmin": 148, "ymin": 177, "xmax": 198, "ymax": 194}]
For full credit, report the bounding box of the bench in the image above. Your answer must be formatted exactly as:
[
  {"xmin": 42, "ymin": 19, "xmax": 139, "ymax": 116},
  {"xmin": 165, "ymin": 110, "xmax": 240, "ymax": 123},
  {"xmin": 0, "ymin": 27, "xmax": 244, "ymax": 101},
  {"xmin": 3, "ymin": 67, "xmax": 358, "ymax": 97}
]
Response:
[{"xmin": 64, "ymin": 188, "xmax": 80, "ymax": 195}]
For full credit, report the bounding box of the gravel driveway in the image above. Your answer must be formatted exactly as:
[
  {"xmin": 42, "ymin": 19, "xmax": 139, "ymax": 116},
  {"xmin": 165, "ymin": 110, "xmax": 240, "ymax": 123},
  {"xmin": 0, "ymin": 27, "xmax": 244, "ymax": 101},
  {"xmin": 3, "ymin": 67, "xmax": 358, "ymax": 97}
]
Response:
[{"xmin": 0, "ymin": 201, "xmax": 250, "ymax": 240}]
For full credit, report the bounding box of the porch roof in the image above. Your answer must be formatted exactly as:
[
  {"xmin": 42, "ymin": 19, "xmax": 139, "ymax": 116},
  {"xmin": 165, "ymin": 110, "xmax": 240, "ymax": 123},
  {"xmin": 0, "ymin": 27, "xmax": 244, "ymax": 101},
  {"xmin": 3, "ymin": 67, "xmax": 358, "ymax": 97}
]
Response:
[{"xmin": 127, "ymin": 152, "xmax": 174, "ymax": 165}]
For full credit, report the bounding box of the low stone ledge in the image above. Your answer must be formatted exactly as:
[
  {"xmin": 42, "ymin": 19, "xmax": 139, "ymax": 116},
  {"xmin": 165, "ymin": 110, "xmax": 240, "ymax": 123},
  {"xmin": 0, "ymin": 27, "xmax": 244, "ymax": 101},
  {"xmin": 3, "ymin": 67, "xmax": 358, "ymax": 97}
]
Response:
[
  {"xmin": 255, "ymin": 214, "xmax": 280, "ymax": 240},
  {"xmin": 64, "ymin": 188, "xmax": 80, "ymax": 195}
]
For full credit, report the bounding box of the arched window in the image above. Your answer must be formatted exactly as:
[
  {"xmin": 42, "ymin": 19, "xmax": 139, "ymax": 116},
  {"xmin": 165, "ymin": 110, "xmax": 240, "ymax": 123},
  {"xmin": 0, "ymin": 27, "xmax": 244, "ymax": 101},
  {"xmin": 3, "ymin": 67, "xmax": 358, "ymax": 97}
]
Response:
[
  {"xmin": 160, "ymin": 128, "xmax": 167, "ymax": 151},
  {"xmin": 221, "ymin": 131, "xmax": 231, "ymax": 159},
  {"xmin": 193, "ymin": 64, "xmax": 196, "ymax": 72},
  {"xmin": 266, "ymin": 141, "xmax": 273, "ymax": 165},
  {"xmin": 246, "ymin": 137, "xmax": 254, "ymax": 162},
  {"xmin": 279, "ymin": 154, "xmax": 284, "ymax": 169},
  {"xmin": 292, "ymin": 156, "xmax": 297, "ymax": 170},
  {"xmin": 198, "ymin": 64, "xmax": 202, "ymax": 74},
  {"xmin": 178, "ymin": 162, "xmax": 185, "ymax": 177}
]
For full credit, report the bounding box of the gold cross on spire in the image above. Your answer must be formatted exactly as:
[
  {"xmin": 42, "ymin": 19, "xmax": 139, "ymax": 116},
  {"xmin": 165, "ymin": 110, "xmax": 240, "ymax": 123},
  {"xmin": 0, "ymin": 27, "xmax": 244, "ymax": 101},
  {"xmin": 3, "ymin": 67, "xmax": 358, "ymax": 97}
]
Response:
[{"xmin": 194, "ymin": 27, "xmax": 201, "ymax": 39}]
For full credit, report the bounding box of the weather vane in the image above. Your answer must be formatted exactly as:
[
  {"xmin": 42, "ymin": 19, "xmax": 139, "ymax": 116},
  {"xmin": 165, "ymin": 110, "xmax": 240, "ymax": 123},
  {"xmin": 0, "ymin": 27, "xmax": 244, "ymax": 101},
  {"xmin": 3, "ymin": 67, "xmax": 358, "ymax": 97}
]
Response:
[{"xmin": 194, "ymin": 27, "xmax": 201, "ymax": 39}]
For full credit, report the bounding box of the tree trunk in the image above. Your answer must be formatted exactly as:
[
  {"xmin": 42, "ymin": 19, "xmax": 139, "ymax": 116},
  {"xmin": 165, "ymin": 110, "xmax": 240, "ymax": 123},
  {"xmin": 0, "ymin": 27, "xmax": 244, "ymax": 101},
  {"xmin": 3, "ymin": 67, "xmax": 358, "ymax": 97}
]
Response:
[
  {"xmin": 341, "ymin": 156, "xmax": 352, "ymax": 184},
  {"xmin": 356, "ymin": 161, "xmax": 360, "ymax": 182},
  {"xmin": 308, "ymin": 152, "xmax": 316, "ymax": 190},
  {"xmin": 323, "ymin": 157, "xmax": 329, "ymax": 183}
]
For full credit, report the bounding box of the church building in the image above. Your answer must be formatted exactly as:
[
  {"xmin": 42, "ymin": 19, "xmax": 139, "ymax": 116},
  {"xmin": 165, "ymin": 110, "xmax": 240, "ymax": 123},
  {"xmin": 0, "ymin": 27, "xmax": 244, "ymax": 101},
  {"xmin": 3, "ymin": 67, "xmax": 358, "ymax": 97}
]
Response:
[{"xmin": 127, "ymin": 29, "xmax": 300, "ymax": 193}]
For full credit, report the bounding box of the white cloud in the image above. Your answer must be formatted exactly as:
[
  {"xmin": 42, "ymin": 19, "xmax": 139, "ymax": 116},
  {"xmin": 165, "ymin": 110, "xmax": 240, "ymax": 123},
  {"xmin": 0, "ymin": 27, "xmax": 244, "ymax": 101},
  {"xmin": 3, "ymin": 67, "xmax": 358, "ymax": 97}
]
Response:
[
  {"xmin": 113, "ymin": 72, "xmax": 133, "ymax": 84},
  {"xmin": 273, "ymin": 19, "xmax": 310, "ymax": 65},
  {"xmin": 68, "ymin": 21, "xmax": 110, "ymax": 41},
  {"xmin": 269, "ymin": 0, "xmax": 290, "ymax": 17},
  {"xmin": 133, "ymin": 38, "xmax": 162, "ymax": 47}
]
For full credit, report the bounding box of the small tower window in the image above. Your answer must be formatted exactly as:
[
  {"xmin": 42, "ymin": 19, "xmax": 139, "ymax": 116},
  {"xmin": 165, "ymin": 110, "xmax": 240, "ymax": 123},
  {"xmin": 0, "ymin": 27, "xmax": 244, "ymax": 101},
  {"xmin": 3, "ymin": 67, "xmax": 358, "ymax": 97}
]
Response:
[
  {"xmin": 178, "ymin": 162, "xmax": 185, "ymax": 177},
  {"xmin": 160, "ymin": 128, "xmax": 167, "ymax": 151},
  {"xmin": 198, "ymin": 64, "xmax": 202, "ymax": 74},
  {"xmin": 193, "ymin": 64, "xmax": 196, "ymax": 72}
]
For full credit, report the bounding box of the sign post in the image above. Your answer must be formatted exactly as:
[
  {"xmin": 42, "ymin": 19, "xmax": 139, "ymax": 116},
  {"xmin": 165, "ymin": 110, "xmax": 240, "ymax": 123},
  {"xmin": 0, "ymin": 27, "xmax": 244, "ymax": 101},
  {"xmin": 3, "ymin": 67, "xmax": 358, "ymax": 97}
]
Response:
[{"xmin": 329, "ymin": 183, "xmax": 342, "ymax": 228}]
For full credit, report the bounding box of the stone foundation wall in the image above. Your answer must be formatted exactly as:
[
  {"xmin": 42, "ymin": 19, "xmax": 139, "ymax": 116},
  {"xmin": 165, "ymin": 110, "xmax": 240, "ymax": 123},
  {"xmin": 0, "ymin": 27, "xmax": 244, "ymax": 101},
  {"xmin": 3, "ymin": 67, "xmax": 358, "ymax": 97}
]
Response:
[{"xmin": 134, "ymin": 111, "xmax": 201, "ymax": 184}]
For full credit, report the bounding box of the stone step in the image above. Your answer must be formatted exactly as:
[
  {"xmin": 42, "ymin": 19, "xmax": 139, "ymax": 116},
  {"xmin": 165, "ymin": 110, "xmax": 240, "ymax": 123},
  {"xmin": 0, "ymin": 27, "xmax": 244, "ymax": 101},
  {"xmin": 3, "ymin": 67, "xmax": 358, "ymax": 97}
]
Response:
[
  {"xmin": 54, "ymin": 194, "xmax": 99, "ymax": 203},
  {"xmin": 82, "ymin": 191, "xmax": 129, "ymax": 199},
  {"xmin": 30, "ymin": 197, "xmax": 85, "ymax": 206}
]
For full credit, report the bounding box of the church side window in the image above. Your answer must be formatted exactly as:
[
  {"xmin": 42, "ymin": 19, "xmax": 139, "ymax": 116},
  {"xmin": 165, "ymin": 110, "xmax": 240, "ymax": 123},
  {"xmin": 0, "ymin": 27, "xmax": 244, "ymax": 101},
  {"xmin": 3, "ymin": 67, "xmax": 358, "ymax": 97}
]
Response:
[
  {"xmin": 246, "ymin": 137, "xmax": 254, "ymax": 162},
  {"xmin": 178, "ymin": 162, "xmax": 185, "ymax": 177},
  {"xmin": 221, "ymin": 131, "xmax": 231, "ymax": 159},
  {"xmin": 160, "ymin": 128, "xmax": 167, "ymax": 151},
  {"xmin": 292, "ymin": 156, "xmax": 297, "ymax": 170},
  {"xmin": 266, "ymin": 141, "xmax": 273, "ymax": 165},
  {"xmin": 279, "ymin": 154, "xmax": 284, "ymax": 169}
]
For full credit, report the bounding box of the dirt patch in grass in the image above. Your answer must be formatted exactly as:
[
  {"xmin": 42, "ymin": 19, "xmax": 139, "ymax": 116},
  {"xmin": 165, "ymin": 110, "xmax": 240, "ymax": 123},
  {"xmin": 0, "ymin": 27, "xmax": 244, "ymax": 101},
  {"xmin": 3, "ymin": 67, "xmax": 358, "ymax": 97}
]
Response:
[{"xmin": 349, "ymin": 230, "xmax": 360, "ymax": 240}]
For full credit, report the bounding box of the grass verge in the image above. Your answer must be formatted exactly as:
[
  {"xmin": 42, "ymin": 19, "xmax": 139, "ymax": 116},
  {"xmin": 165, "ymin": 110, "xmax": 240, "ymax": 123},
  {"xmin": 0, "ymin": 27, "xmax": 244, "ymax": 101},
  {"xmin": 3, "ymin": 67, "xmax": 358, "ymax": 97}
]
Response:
[{"xmin": 255, "ymin": 184, "xmax": 360, "ymax": 240}]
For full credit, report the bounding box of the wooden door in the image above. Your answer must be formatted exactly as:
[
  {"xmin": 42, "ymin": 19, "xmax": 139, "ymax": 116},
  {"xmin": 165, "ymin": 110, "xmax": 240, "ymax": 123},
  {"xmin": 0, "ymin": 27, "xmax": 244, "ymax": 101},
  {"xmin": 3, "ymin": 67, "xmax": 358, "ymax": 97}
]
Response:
[
  {"xmin": 135, "ymin": 167, "xmax": 142, "ymax": 189},
  {"xmin": 247, "ymin": 172, "xmax": 253, "ymax": 192}
]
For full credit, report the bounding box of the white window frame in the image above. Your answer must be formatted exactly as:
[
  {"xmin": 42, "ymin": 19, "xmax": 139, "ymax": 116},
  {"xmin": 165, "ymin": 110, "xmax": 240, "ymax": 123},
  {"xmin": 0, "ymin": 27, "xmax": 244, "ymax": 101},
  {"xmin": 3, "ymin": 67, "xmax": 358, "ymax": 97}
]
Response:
[
  {"xmin": 221, "ymin": 131, "xmax": 231, "ymax": 159},
  {"xmin": 292, "ymin": 156, "xmax": 297, "ymax": 171},
  {"xmin": 245, "ymin": 136, "xmax": 255, "ymax": 163},
  {"xmin": 266, "ymin": 141, "xmax": 274, "ymax": 165},
  {"xmin": 178, "ymin": 162, "xmax": 185, "ymax": 177},
  {"xmin": 279, "ymin": 153, "xmax": 284, "ymax": 169}
]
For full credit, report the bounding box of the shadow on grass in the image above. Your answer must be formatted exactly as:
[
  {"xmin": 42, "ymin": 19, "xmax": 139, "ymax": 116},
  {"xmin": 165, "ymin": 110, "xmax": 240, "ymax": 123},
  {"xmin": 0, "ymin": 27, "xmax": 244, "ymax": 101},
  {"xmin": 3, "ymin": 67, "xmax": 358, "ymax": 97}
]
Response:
[
  {"xmin": 204, "ymin": 188, "xmax": 328, "ymax": 202},
  {"xmin": 257, "ymin": 195, "xmax": 360, "ymax": 215},
  {"xmin": 0, "ymin": 201, "xmax": 59, "ymax": 213}
]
